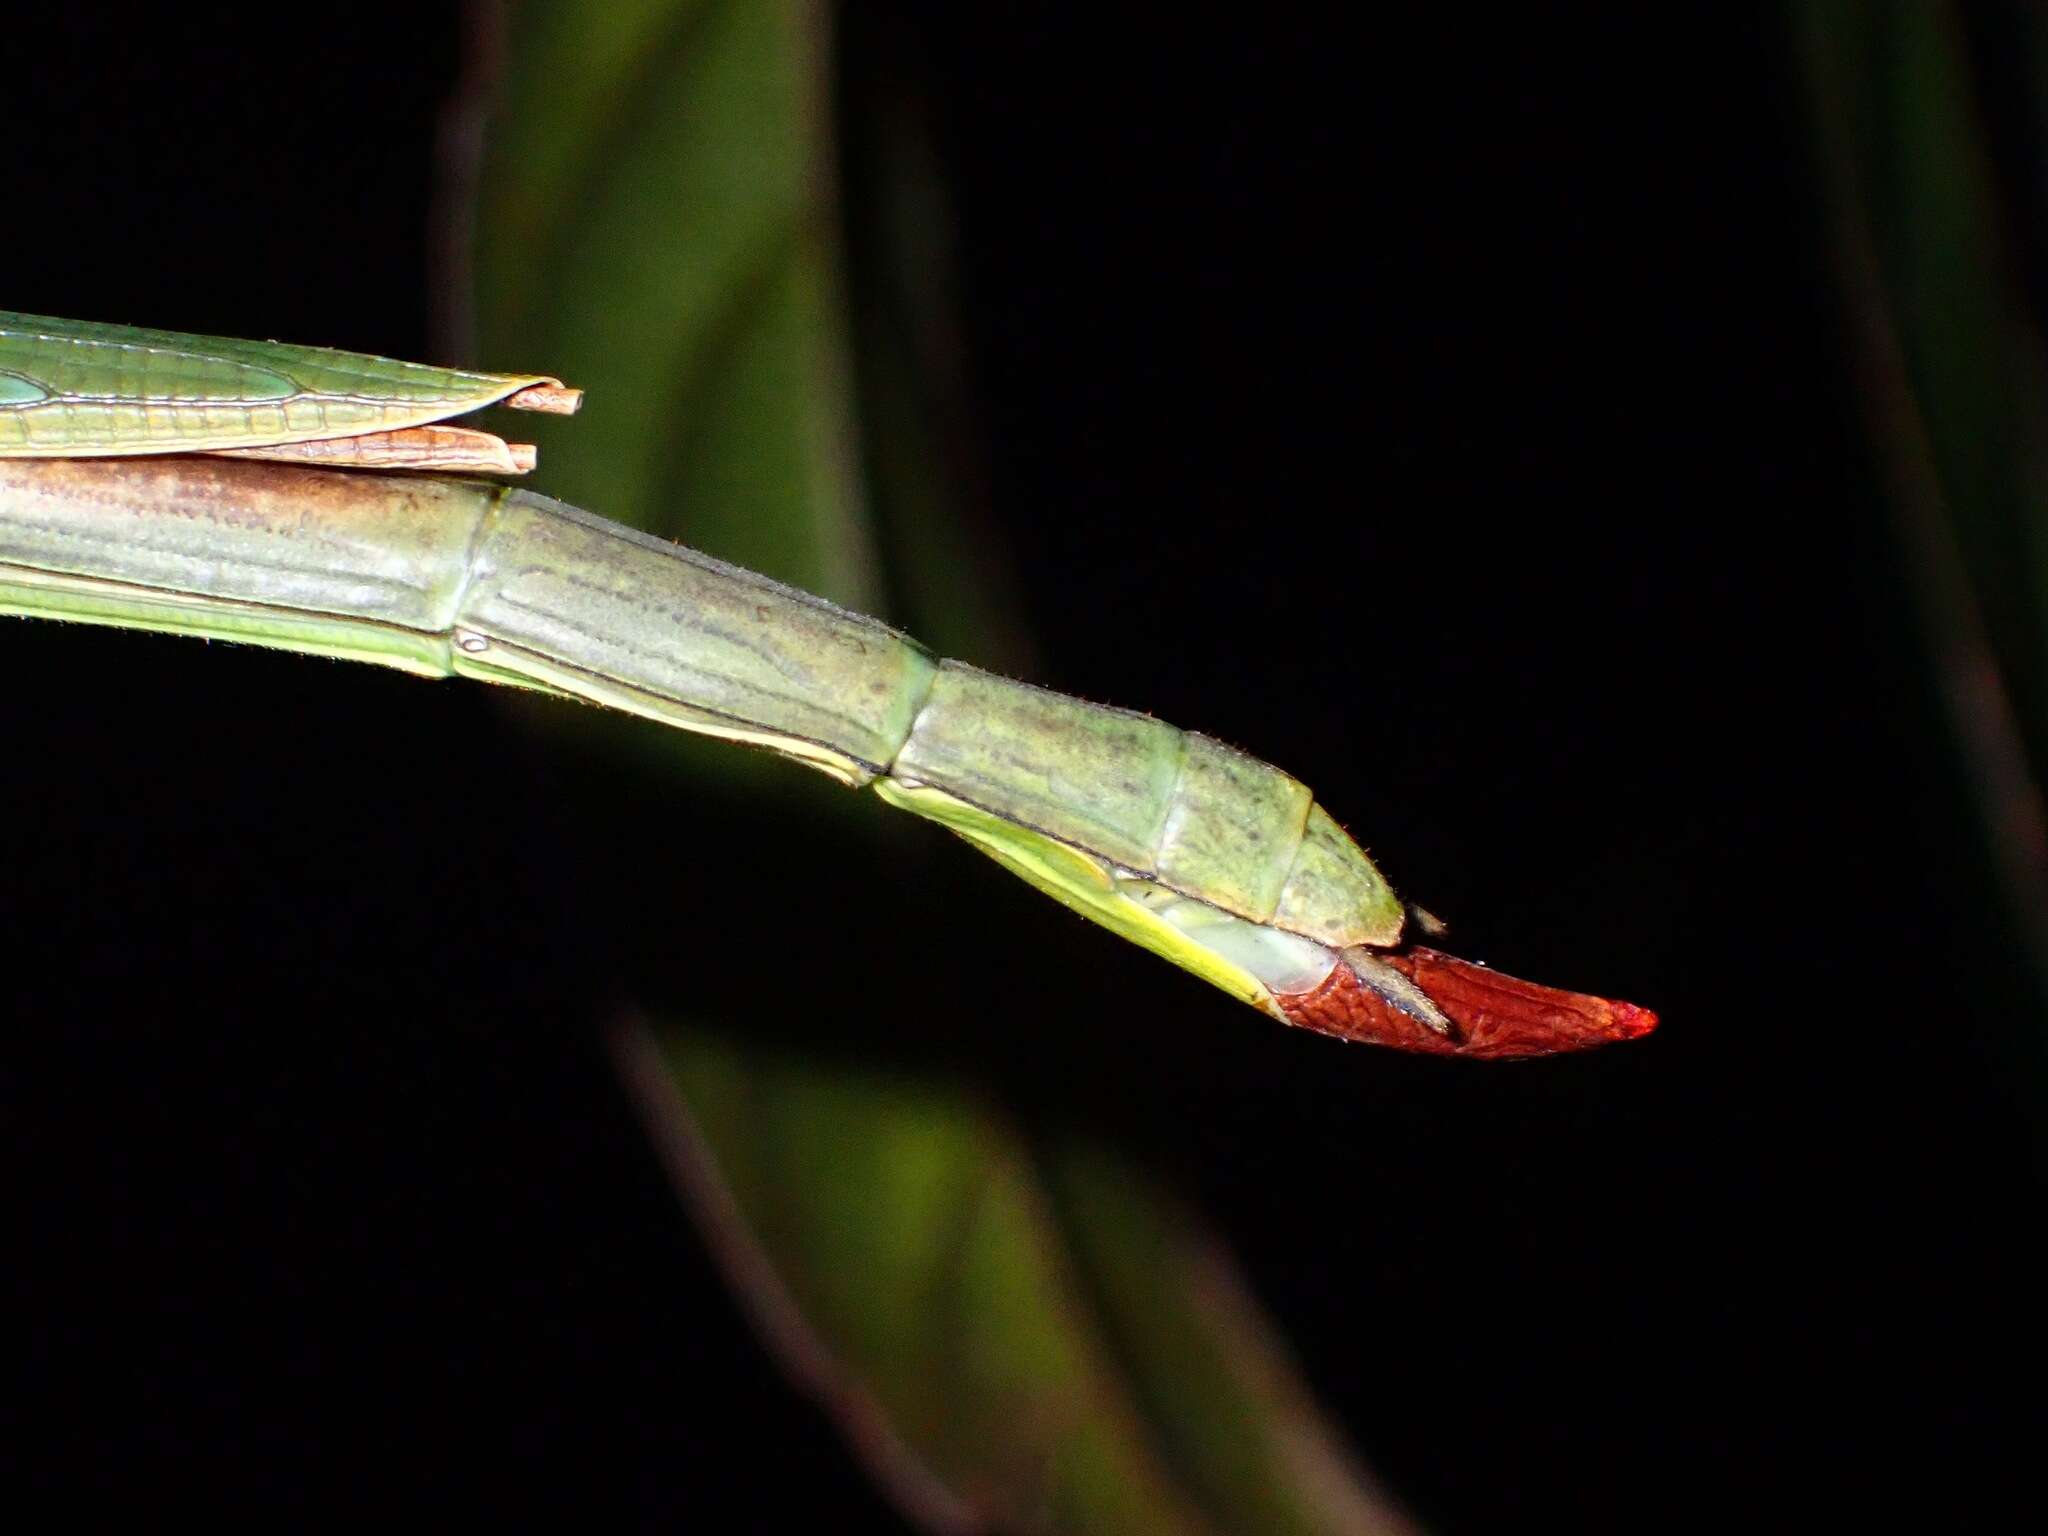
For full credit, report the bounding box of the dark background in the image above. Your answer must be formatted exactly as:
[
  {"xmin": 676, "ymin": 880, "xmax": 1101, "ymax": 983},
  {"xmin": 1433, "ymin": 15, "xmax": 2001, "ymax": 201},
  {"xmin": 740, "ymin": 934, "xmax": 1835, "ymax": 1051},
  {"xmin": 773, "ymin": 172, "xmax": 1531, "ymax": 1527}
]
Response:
[{"xmin": 4, "ymin": 5, "xmax": 2041, "ymax": 1529}]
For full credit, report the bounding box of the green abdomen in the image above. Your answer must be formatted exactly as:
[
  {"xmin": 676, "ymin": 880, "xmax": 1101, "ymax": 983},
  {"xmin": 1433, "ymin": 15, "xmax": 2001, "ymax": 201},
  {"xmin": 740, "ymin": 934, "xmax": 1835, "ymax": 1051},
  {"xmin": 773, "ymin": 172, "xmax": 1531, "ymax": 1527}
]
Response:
[{"xmin": 888, "ymin": 663, "xmax": 1403, "ymax": 949}]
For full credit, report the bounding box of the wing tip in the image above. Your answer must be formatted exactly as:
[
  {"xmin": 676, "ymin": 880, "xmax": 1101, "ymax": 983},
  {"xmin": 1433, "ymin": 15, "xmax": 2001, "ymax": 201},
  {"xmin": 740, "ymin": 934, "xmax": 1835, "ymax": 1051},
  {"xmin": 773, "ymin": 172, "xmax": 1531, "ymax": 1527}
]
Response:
[{"xmin": 504, "ymin": 381, "xmax": 583, "ymax": 415}]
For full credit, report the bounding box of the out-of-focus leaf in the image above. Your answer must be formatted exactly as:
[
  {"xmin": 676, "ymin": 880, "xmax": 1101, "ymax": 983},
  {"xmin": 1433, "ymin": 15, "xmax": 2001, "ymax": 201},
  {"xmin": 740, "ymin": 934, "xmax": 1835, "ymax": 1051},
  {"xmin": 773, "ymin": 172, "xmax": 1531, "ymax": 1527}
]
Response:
[
  {"xmin": 479, "ymin": 0, "xmax": 873, "ymax": 607},
  {"xmin": 1798, "ymin": 2, "xmax": 2048, "ymax": 1012},
  {"xmin": 473, "ymin": 2, "xmax": 1417, "ymax": 1530},
  {"xmin": 616, "ymin": 1021, "xmax": 1416, "ymax": 1536},
  {"xmin": 832, "ymin": 10, "xmax": 1037, "ymax": 676},
  {"xmin": 1043, "ymin": 1144, "xmax": 1416, "ymax": 1536}
]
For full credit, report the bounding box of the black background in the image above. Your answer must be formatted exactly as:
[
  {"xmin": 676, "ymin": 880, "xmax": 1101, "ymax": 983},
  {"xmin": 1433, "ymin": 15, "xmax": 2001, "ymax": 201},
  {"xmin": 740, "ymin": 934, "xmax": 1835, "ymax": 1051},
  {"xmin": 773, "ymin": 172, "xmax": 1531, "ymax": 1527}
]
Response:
[{"xmin": 4, "ymin": 6, "xmax": 2041, "ymax": 1529}]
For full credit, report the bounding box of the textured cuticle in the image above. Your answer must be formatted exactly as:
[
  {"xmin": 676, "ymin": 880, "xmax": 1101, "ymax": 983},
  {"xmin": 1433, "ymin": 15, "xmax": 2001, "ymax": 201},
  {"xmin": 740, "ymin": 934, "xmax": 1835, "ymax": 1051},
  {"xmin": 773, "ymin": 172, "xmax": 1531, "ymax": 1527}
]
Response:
[{"xmin": 1275, "ymin": 946, "xmax": 1658, "ymax": 1060}]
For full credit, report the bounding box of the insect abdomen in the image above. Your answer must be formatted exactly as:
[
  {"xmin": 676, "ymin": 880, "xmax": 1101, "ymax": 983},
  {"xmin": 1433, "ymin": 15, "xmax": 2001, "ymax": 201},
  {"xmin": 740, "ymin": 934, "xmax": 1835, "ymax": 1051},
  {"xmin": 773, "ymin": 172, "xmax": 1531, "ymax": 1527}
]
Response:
[{"xmin": 887, "ymin": 661, "xmax": 1403, "ymax": 947}]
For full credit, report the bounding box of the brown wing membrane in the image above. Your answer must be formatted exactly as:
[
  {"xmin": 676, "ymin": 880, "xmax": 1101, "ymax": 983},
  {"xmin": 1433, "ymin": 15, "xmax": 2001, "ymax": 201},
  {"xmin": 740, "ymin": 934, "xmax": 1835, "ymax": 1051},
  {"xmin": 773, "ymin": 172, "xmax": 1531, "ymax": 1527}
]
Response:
[
  {"xmin": 205, "ymin": 425, "xmax": 537, "ymax": 475},
  {"xmin": 504, "ymin": 382, "xmax": 583, "ymax": 414}
]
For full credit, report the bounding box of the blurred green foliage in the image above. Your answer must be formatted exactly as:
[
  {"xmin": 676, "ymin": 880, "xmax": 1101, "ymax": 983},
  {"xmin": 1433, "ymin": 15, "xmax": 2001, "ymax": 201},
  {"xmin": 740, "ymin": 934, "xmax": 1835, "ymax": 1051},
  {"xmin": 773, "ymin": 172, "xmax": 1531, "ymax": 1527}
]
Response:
[{"xmin": 1801, "ymin": 2, "xmax": 2048, "ymax": 1024}]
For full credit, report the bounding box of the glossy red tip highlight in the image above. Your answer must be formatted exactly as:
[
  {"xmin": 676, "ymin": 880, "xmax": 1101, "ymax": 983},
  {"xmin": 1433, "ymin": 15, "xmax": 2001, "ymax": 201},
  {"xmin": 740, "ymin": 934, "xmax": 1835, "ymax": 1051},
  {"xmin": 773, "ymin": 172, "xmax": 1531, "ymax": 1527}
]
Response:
[{"xmin": 1275, "ymin": 946, "xmax": 1658, "ymax": 1060}]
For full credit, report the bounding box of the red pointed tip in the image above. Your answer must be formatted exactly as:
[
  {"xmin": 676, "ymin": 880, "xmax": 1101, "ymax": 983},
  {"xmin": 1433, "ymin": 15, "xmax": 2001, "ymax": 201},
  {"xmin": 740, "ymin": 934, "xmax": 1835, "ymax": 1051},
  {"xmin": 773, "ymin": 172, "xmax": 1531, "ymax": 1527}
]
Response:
[{"xmin": 1275, "ymin": 946, "xmax": 1658, "ymax": 1060}]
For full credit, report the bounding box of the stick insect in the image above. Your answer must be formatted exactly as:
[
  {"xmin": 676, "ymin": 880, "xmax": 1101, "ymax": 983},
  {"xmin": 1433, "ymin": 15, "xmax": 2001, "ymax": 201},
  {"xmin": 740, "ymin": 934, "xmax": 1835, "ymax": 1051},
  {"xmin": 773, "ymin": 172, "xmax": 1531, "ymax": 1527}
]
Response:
[{"xmin": 0, "ymin": 311, "xmax": 1655, "ymax": 1058}]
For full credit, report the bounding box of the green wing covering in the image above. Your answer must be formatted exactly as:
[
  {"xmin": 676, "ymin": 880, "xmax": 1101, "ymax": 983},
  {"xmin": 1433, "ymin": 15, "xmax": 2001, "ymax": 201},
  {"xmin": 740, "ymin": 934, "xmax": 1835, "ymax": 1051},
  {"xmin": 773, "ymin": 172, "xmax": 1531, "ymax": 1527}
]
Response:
[{"xmin": 0, "ymin": 311, "xmax": 563, "ymax": 457}]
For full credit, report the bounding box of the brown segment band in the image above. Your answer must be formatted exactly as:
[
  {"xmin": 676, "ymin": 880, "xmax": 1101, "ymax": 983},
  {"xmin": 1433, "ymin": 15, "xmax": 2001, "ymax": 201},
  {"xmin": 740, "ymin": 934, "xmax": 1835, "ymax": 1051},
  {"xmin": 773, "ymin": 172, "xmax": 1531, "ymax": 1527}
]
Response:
[
  {"xmin": 1275, "ymin": 946, "xmax": 1657, "ymax": 1060},
  {"xmin": 504, "ymin": 382, "xmax": 583, "ymax": 415}
]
